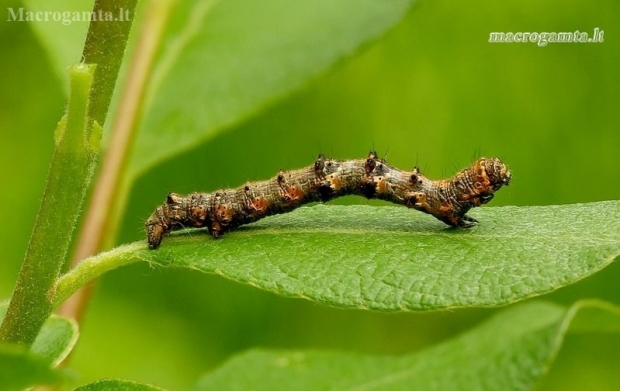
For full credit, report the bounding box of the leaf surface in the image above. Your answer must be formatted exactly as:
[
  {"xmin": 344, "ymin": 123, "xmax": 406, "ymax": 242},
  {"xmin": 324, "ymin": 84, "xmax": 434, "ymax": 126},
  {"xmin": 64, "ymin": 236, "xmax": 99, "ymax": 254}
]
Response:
[
  {"xmin": 143, "ymin": 202, "xmax": 620, "ymax": 310},
  {"xmin": 193, "ymin": 300, "xmax": 620, "ymax": 391},
  {"xmin": 0, "ymin": 302, "xmax": 78, "ymax": 365},
  {"xmin": 0, "ymin": 344, "xmax": 65, "ymax": 391},
  {"xmin": 0, "ymin": 303, "xmax": 74, "ymax": 390},
  {"xmin": 57, "ymin": 201, "xmax": 620, "ymax": 311}
]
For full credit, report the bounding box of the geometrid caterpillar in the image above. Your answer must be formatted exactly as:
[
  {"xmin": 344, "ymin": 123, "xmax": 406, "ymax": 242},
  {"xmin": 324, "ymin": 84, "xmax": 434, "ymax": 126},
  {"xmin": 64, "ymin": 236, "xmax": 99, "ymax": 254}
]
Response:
[{"xmin": 146, "ymin": 152, "xmax": 512, "ymax": 249}]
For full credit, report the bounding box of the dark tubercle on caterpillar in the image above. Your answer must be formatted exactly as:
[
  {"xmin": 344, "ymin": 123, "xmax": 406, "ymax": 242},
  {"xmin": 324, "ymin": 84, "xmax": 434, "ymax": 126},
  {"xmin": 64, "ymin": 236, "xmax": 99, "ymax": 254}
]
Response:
[{"xmin": 145, "ymin": 152, "xmax": 512, "ymax": 249}]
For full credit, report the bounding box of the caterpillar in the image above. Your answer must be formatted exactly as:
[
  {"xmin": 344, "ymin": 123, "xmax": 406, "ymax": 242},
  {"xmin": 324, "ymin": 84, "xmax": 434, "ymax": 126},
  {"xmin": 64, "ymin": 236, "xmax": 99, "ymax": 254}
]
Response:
[{"xmin": 146, "ymin": 152, "xmax": 511, "ymax": 249}]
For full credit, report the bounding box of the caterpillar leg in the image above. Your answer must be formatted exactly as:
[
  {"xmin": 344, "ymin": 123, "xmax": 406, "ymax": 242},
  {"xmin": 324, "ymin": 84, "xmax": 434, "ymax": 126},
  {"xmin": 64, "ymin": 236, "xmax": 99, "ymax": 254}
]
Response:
[{"xmin": 457, "ymin": 215, "xmax": 478, "ymax": 228}]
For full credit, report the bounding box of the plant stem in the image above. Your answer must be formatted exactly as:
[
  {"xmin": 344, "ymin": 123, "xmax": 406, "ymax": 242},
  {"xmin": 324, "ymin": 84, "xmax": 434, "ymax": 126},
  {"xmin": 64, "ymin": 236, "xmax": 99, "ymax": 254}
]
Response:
[
  {"xmin": 0, "ymin": 65, "xmax": 99, "ymax": 347},
  {"xmin": 58, "ymin": 0, "xmax": 171, "ymax": 323},
  {"xmin": 0, "ymin": 0, "xmax": 139, "ymax": 347},
  {"xmin": 82, "ymin": 0, "xmax": 139, "ymax": 127},
  {"xmin": 53, "ymin": 242, "xmax": 146, "ymax": 308}
]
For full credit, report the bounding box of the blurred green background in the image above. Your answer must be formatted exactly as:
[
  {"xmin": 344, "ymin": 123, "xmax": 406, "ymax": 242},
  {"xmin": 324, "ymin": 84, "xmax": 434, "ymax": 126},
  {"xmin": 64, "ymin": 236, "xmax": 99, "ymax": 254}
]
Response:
[{"xmin": 1, "ymin": 0, "xmax": 619, "ymax": 389}]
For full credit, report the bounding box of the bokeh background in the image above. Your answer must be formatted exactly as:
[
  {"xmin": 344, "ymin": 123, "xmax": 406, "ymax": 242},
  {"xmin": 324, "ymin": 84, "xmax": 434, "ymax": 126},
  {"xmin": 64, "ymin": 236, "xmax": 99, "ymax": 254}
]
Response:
[{"xmin": 1, "ymin": 0, "xmax": 619, "ymax": 389}]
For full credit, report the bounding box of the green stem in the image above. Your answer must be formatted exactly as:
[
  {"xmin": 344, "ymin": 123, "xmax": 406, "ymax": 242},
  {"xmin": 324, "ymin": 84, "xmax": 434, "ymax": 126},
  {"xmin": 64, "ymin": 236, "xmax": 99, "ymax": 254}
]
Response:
[
  {"xmin": 53, "ymin": 242, "xmax": 145, "ymax": 308},
  {"xmin": 59, "ymin": 0, "xmax": 172, "ymax": 322},
  {"xmin": 1, "ymin": 0, "xmax": 139, "ymax": 347},
  {"xmin": 0, "ymin": 65, "xmax": 99, "ymax": 346},
  {"xmin": 82, "ymin": 0, "xmax": 139, "ymax": 127}
]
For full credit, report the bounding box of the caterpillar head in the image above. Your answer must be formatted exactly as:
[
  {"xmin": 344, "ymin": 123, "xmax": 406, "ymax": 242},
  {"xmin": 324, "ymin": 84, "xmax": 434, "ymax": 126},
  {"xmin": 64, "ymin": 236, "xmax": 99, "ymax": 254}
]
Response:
[{"xmin": 483, "ymin": 157, "xmax": 512, "ymax": 191}]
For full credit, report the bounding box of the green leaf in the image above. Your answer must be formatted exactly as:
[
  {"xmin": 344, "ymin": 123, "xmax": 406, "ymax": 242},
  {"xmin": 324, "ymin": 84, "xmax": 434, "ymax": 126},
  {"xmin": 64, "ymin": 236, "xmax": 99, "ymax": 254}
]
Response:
[
  {"xmin": 30, "ymin": 314, "xmax": 79, "ymax": 366},
  {"xmin": 55, "ymin": 201, "xmax": 620, "ymax": 311},
  {"xmin": 74, "ymin": 379, "xmax": 166, "ymax": 391},
  {"xmin": 1, "ymin": 302, "xmax": 75, "ymax": 389},
  {"xmin": 0, "ymin": 344, "xmax": 65, "ymax": 391},
  {"xmin": 0, "ymin": 302, "xmax": 79, "ymax": 365},
  {"xmin": 130, "ymin": 0, "xmax": 414, "ymax": 176},
  {"xmin": 193, "ymin": 300, "xmax": 620, "ymax": 391}
]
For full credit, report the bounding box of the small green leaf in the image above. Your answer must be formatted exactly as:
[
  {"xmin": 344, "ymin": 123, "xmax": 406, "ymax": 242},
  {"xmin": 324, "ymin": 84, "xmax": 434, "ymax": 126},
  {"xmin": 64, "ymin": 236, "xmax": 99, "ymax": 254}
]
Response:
[
  {"xmin": 130, "ymin": 0, "xmax": 414, "ymax": 176},
  {"xmin": 0, "ymin": 344, "xmax": 65, "ymax": 391},
  {"xmin": 55, "ymin": 201, "xmax": 620, "ymax": 311},
  {"xmin": 74, "ymin": 379, "xmax": 166, "ymax": 391},
  {"xmin": 193, "ymin": 300, "xmax": 620, "ymax": 391},
  {"xmin": 30, "ymin": 315, "xmax": 79, "ymax": 366},
  {"xmin": 0, "ymin": 303, "xmax": 78, "ymax": 365}
]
